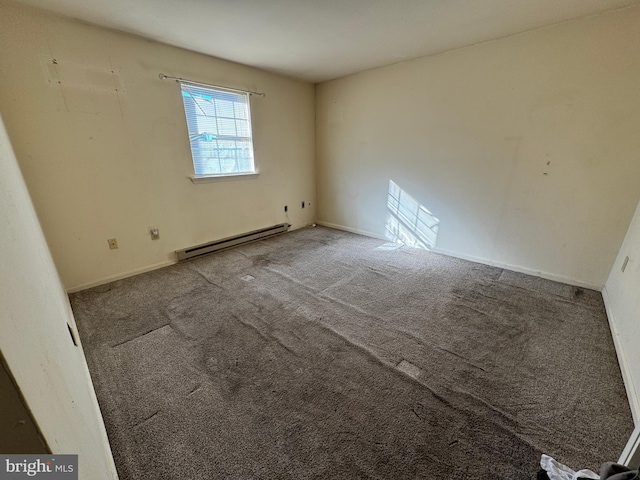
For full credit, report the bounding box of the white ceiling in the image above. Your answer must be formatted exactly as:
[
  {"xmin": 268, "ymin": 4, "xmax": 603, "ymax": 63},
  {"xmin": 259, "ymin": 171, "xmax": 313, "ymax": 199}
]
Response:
[{"xmin": 13, "ymin": 0, "xmax": 639, "ymax": 83}]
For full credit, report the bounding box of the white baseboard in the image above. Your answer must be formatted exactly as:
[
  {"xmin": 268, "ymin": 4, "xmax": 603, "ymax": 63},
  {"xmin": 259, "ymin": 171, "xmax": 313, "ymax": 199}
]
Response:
[
  {"xmin": 619, "ymin": 425, "xmax": 640, "ymax": 467},
  {"xmin": 602, "ymin": 286, "xmax": 640, "ymax": 425},
  {"xmin": 316, "ymin": 220, "xmax": 603, "ymax": 291},
  {"xmin": 315, "ymin": 221, "xmax": 389, "ymax": 242},
  {"xmin": 431, "ymin": 246, "xmax": 603, "ymax": 291},
  {"xmin": 66, "ymin": 259, "xmax": 177, "ymax": 293}
]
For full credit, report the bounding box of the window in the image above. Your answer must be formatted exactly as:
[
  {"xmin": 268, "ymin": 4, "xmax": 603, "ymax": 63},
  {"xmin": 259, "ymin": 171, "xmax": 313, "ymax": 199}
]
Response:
[{"xmin": 179, "ymin": 82, "xmax": 255, "ymax": 177}]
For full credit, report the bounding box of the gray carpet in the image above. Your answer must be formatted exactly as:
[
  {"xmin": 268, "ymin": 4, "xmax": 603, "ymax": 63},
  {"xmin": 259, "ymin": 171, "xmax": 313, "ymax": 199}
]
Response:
[{"xmin": 70, "ymin": 226, "xmax": 633, "ymax": 479}]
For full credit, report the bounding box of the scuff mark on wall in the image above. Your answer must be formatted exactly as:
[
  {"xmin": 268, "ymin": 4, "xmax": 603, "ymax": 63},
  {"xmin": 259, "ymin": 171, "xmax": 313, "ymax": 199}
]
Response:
[{"xmin": 40, "ymin": 54, "xmax": 124, "ymax": 115}]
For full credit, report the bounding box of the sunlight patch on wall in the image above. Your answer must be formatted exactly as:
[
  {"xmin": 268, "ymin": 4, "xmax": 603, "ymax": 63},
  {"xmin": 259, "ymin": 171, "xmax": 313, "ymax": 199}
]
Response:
[{"xmin": 386, "ymin": 180, "xmax": 439, "ymax": 250}]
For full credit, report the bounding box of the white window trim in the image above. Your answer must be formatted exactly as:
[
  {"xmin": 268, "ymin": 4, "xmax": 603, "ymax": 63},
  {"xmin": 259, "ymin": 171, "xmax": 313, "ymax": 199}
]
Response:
[
  {"xmin": 189, "ymin": 172, "xmax": 259, "ymax": 184},
  {"xmin": 179, "ymin": 81, "xmax": 257, "ymax": 178}
]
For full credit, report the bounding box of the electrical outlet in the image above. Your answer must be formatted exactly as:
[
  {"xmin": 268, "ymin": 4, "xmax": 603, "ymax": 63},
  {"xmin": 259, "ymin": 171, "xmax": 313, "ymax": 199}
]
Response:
[
  {"xmin": 149, "ymin": 227, "xmax": 160, "ymax": 240},
  {"xmin": 107, "ymin": 238, "xmax": 118, "ymax": 250}
]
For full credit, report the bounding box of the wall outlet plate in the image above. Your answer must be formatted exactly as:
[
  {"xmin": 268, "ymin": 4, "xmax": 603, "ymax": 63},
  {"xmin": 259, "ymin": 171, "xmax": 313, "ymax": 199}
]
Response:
[{"xmin": 107, "ymin": 238, "xmax": 118, "ymax": 250}]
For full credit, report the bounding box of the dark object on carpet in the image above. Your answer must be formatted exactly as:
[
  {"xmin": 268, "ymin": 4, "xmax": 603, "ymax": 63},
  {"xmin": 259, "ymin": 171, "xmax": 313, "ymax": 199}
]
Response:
[
  {"xmin": 71, "ymin": 226, "xmax": 633, "ymax": 479},
  {"xmin": 600, "ymin": 462, "xmax": 640, "ymax": 479},
  {"xmin": 537, "ymin": 470, "xmax": 551, "ymax": 480}
]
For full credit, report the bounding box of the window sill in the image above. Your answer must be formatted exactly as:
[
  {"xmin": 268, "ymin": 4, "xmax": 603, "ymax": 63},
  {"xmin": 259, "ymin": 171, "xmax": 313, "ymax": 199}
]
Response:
[{"xmin": 190, "ymin": 172, "xmax": 259, "ymax": 184}]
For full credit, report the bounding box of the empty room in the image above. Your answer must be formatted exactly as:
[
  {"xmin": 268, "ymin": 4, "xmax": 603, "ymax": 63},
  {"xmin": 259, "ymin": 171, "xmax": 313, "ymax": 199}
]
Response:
[{"xmin": 2, "ymin": 0, "xmax": 640, "ymax": 478}]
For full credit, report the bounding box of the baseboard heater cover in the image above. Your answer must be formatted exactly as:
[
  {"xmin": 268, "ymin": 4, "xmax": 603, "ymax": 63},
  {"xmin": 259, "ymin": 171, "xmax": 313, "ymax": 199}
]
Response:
[{"xmin": 176, "ymin": 223, "xmax": 290, "ymax": 261}]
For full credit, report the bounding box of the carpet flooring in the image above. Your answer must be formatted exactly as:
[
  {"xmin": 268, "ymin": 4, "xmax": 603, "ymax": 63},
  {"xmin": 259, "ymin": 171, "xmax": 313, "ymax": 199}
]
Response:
[{"xmin": 70, "ymin": 226, "xmax": 633, "ymax": 479}]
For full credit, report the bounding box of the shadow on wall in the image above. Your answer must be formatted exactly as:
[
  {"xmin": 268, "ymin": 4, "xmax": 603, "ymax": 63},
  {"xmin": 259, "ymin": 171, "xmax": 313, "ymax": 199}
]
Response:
[{"xmin": 386, "ymin": 180, "xmax": 439, "ymax": 250}]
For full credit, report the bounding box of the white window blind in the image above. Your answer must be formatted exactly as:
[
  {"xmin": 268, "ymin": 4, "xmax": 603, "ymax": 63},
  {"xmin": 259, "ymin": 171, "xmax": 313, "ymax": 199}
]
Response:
[{"xmin": 179, "ymin": 82, "xmax": 255, "ymax": 176}]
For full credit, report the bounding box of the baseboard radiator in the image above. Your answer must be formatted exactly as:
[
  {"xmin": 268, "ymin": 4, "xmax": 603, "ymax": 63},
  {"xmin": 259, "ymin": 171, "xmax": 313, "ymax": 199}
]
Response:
[{"xmin": 176, "ymin": 223, "xmax": 290, "ymax": 261}]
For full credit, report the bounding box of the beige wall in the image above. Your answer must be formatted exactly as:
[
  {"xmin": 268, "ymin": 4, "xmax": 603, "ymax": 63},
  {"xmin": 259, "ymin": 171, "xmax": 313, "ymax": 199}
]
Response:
[
  {"xmin": 604, "ymin": 197, "xmax": 640, "ymax": 422},
  {"xmin": 2, "ymin": 0, "xmax": 639, "ymax": 292},
  {"xmin": 0, "ymin": 1, "xmax": 316, "ymax": 291},
  {"xmin": 316, "ymin": 5, "xmax": 640, "ymax": 289},
  {"xmin": 0, "ymin": 355, "xmax": 47, "ymax": 453},
  {"xmin": 0, "ymin": 113, "xmax": 117, "ymax": 477}
]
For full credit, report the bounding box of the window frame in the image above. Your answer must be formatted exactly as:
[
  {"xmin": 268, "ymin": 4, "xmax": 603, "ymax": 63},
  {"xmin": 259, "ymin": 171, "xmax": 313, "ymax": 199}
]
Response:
[{"xmin": 178, "ymin": 81, "xmax": 258, "ymax": 182}]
